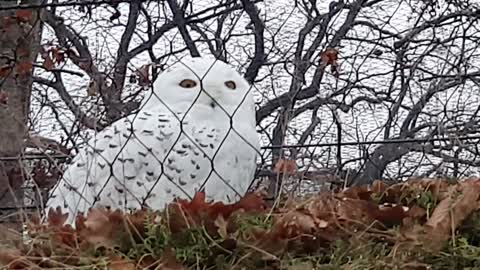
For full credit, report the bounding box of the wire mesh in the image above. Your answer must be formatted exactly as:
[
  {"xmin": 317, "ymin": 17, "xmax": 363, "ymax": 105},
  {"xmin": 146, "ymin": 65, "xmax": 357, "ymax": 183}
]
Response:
[{"xmin": 0, "ymin": 0, "xmax": 480, "ymax": 227}]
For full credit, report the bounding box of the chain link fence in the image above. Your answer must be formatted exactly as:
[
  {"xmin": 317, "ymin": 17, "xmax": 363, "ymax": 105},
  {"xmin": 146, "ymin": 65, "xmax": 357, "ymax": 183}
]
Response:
[{"xmin": 1, "ymin": 0, "xmax": 480, "ymax": 228}]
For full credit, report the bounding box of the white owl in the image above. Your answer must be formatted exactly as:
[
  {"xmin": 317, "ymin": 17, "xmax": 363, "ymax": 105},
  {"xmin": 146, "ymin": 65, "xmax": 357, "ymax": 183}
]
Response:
[{"xmin": 46, "ymin": 56, "xmax": 260, "ymax": 224}]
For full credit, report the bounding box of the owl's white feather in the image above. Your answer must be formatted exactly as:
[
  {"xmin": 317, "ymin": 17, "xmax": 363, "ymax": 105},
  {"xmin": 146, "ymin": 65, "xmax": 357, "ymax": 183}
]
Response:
[{"xmin": 46, "ymin": 56, "xmax": 260, "ymax": 224}]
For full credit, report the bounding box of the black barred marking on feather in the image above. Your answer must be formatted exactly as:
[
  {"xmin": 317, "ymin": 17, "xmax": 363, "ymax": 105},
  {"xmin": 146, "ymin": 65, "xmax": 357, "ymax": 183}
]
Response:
[
  {"xmin": 93, "ymin": 148, "xmax": 104, "ymax": 154},
  {"xmin": 190, "ymin": 174, "xmax": 196, "ymax": 179},
  {"xmin": 159, "ymin": 130, "xmax": 174, "ymax": 138},
  {"xmin": 126, "ymin": 176, "xmax": 136, "ymax": 180},
  {"xmin": 178, "ymin": 178, "xmax": 187, "ymax": 186},
  {"xmin": 108, "ymin": 144, "xmax": 118, "ymax": 148},
  {"xmin": 143, "ymin": 111, "xmax": 152, "ymax": 116},
  {"xmin": 76, "ymin": 162, "xmax": 85, "ymax": 167},
  {"xmin": 142, "ymin": 129, "xmax": 154, "ymax": 135},
  {"xmin": 138, "ymin": 117, "xmax": 148, "ymax": 121},
  {"xmin": 138, "ymin": 151, "xmax": 147, "ymax": 157},
  {"xmin": 146, "ymin": 171, "xmax": 154, "ymax": 176},
  {"xmin": 104, "ymin": 134, "xmax": 113, "ymax": 139},
  {"xmin": 167, "ymin": 158, "xmax": 174, "ymax": 164},
  {"xmin": 175, "ymin": 149, "xmax": 187, "ymax": 155}
]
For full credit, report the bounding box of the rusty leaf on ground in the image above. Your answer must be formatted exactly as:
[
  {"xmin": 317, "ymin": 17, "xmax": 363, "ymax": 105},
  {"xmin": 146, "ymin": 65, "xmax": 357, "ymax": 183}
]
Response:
[
  {"xmin": 80, "ymin": 208, "xmax": 125, "ymax": 248},
  {"xmin": 397, "ymin": 180, "xmax": 480, "ymax": 252},
  {"xmin": 109, "ymin": 256, "xmax": 136, "ymax": 270}
]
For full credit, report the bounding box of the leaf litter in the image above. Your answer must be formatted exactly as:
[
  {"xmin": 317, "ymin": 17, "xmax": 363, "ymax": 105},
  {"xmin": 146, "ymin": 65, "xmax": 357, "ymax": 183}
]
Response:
[{"xmin": 3, "ymin": 178, "xmax": 480, "ymax": 269}]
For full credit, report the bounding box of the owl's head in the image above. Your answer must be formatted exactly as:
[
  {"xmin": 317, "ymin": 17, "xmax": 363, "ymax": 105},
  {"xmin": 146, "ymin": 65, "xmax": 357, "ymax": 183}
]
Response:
[{"xmin": 143, "ymin": 56, "xmax": 255, "ymax": 119}]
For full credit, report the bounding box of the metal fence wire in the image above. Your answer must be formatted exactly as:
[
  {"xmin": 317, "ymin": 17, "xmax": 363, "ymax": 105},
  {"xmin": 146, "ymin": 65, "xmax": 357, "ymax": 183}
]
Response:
[{"xmin": 1, "ymin": 0, "xmax": 480, "ymax": 226}]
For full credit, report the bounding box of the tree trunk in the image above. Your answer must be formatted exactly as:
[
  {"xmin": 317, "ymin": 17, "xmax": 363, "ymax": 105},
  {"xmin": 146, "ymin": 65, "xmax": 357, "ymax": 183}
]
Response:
[{"xmin": 0, "ymin": 1, "xmax": 42, "ymax": 231}]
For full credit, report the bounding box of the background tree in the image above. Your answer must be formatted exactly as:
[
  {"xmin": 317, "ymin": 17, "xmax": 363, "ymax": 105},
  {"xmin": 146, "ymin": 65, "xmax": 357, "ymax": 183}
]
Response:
[{"xmin": 0, "ymin": 1, "xmax": 43, "ymax": 230}]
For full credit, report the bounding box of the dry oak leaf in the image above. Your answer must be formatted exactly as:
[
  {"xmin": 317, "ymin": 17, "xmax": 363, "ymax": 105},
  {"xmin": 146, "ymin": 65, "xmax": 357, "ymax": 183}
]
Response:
[
  {"xmin": 274, "ymin": 159, "xmax": 298, "ymax": 176},
  {"xmin": 81, "ymin": 208, "xmax": 127, "ymax": 248},
  {"xmin": 397, "ymin": 179, "xmax": 480, "ymax": 252},
  {"xmin": 48, "ymin": 206, "xmax": 69, "ymax": 227},
  {"xmin": 0, "ymin": 248, "xmax": 28, "ymax": 269},
  {"xmin": 109, "ymin": 257, "xmax": 136, "ymax": 270}
]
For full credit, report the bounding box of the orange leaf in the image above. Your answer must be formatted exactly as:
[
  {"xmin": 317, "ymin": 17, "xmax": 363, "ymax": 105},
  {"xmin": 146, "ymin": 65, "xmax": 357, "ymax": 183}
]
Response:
[{"xmin": 47, "ymin": 206, "xmax": 69, "ymax": 227}]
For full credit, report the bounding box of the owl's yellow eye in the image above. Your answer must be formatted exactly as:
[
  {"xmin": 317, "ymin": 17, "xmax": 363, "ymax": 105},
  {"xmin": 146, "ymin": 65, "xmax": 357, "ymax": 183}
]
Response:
[
  {"xmin": 225, "ymin": 80, "xmax": 236, "ymax": 90},
  {"xmin": 179, "ymin": 79, "xmax": 197, "ymax": 88}
]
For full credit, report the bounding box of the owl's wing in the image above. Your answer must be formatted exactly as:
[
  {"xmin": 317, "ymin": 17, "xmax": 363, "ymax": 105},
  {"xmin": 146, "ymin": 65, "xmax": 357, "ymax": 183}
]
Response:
[{"xmin": 46, "ymin": 109, "xmax": 181, "ymax": 223}]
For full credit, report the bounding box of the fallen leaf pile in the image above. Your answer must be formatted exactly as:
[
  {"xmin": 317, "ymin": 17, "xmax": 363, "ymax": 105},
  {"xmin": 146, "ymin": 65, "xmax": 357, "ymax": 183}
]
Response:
[{"xmin": 3, "ymin": 178, "xmax": 480, "ymax": 269}]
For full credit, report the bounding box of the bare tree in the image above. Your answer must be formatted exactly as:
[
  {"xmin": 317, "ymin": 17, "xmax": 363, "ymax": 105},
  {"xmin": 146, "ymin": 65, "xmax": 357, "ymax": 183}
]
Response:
[{"xmin": 0, "ymin": 0, "xmax": 43, "ymax": 229}]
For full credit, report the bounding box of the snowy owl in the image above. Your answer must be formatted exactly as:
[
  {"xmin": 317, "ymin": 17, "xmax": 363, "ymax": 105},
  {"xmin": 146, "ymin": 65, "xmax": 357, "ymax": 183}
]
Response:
[{"xmin": 46, "ymin": 56, "xmax": 260, "ymax": 224}]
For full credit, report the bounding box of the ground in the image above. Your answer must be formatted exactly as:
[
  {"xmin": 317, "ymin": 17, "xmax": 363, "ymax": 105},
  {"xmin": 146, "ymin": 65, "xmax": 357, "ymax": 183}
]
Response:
[{"xmin": 2, "ymin": 177, "xmax": 480, "ymax": 269}]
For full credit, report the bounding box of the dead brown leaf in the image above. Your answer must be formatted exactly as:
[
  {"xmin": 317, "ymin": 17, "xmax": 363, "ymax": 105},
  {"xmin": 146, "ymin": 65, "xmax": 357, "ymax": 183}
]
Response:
[
  {"xmin": 15, "ymin": 10, "xmax": 33, "ymax": 23},
  {"xmin": 109, "ymin": 257, "xmax": 136, "ymax": 270},
  {"xmin": 274, "ymin": 159, "xmax": 297, "ymax": 176},
  {"xmin": 397, "ymin": 180, "xmax": 480, "ymax": 252},
  {"xmin": 136, "ymin": 64, "xmax": 151, "ymax": 86}
]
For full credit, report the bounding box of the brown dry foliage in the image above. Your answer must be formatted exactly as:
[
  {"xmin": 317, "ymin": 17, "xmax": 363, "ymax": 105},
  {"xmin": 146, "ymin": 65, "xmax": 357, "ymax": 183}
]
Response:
[{"xmin": 2, "ymin": 178, "xmax": 480, "ymax": 269}]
